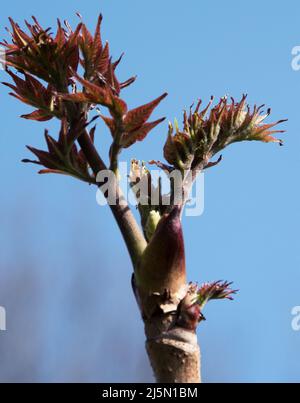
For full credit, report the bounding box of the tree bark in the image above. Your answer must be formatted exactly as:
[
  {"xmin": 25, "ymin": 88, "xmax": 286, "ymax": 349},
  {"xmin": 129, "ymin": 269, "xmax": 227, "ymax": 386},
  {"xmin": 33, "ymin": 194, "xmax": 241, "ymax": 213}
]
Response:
[
  {"xmin": 145, "ymin": 314, "xmax": 201, "ymax": 383},
  {"xmin": 133, "ymin": 206, "xmax": 202, "ymax": 383}
]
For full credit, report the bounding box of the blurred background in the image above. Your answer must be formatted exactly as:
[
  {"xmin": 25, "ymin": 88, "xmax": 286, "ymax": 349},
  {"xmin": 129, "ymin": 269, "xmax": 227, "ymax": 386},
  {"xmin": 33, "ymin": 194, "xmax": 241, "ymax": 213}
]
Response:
[{"xmin": 0, "ymin": 0, "xmax": 300, "ymax": 383}]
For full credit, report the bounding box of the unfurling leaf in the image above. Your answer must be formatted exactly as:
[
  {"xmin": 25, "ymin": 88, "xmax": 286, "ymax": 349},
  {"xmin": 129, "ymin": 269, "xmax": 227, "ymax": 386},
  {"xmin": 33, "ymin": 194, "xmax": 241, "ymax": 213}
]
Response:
[
  {"xmin": 100, "ymin": 93, "xmax": 167, "ymax": 151},
  {"xmin": 197, "ymin": 281, "xmax": 238, "ymax": 309},
  {"xmin": 60, "ymin": 71, "xmax": 113, "ymax": 106},
  {"xmin": 176, "ymin": 281, "xmax": 237, "ymax": 330},
  {"xmin": 3, "ymin": 70, "xmax": 61, "ymax": 119},
  {"xmin": 1, "ymin": 17, "xmax": 81, "ymax": 86},
  {"xmin": 164, "ymin": 95, "xmax": 287, "ymax": 171},
  {"xmin": 22, "ymin": 123, "xmax": 96, "ymax": 184}
]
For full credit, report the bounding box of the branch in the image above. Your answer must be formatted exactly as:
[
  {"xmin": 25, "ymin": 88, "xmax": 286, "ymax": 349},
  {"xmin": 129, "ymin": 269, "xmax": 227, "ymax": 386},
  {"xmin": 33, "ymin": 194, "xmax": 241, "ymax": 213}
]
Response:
[
  {"xmin": 107, "ymin": 111, "xmax": 124, "ymax": 175},
  {"xmin": 77, "ymin": 130, "xmax": 147, "ymax": 267},
  {"xmin": 60, "ymin": 86, "xmax": 148, "ymax": 268}
]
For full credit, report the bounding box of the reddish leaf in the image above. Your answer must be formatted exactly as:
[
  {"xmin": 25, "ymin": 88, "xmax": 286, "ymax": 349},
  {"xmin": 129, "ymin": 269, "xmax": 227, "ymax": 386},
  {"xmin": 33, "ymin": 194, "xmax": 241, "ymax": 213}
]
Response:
[
  {"xmin": 65, "ymin": 45, "xmax": 80, "ymax": 73},
  {"xmin": 54, "ymin": 19, "xmax": 66, "ymax": 48},
  {"xmin": 111, "ymin": 96, "xmax": 128, "ymax": 117},
  {"xmin": 59, "ymin": 92, "xmax": 91, "ymax": 103},
  {"xmin": 96, "ymin": 41, "xmax": 110, "ymax": 75},
  {"xmin": 204, "ymin": 155, "xmax": 223, "ymax": 170},
  {"xmin": 26, "ymin": 145, "xmax": 59, "ymax": 169},
  {"xmin": 148, "ymin": 160, "xmax": 173, "ymax": 173},
  {"xmin": 8, "ymin": 17, "xmax": 32, "ymax": 49},
  {"xmin": 8, "ymin": 92, "xmax": 31, "ymax": 105},
  {"xmin": 73, "ymin": 73, "xmax": 112, "ymax": 105},
  {"xmin": 58, "ymin": 119, "xmax": 69, "ymax": 147},
  {"xmin": 68, "ymin": 22, "xmax": 82, "ymax": 47},
  {"xmin": 197, "ymin": 281, "xmax": 238, "ymax": 307},
  {"xmin": 21, "ymin": 109, "xmax": 53, "ymax": 121},
  {"xmin": 120, "ymin": 76, "xmax": 137, "ymax": 90},
  {"xmin": 3, "ymin": 71, "xmax": 57, "ymax": 115},
  {"xmin": 106, "ymin": 60, "xmax": 120, "ymax": 95},
  {"xmin": 123, "ymin": 93, "xmax": 167, "ymax": 132},
  {"xmin": 38, "ymin": 169, "xmax": 66, "ymax": 175},
  {"xmin": 112, "ymin": 53, "xmax": 124, "ymax": 70},
  {"xmin": 92, "ymin": 15, "xmax": 103, "ymax": 63},
  {"xmin": 122, "ymin": 118, "xmax": 166, "ymax": 148},
  {"xmin": 44, "ymin": 132, "xmax": 61, "ymax": 156},
  {"xmin": 81, "ymin": 23, "xmax": 93, "ymax": 49}
]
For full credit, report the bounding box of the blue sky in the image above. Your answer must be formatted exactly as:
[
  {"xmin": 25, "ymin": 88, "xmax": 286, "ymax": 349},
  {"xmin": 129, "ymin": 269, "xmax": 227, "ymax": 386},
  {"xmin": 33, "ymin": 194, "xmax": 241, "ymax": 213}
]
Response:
[{"xmin": 0, "ymin": 0, "xmax": 300, "ymax": 382}]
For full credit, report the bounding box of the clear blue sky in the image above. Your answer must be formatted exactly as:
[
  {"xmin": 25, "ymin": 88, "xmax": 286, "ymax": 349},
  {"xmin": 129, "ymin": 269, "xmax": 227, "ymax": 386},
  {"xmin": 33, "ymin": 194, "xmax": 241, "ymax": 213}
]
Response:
[{"xmin": 0, "ymin": 0, "xmax": 299, "ymax": 382}]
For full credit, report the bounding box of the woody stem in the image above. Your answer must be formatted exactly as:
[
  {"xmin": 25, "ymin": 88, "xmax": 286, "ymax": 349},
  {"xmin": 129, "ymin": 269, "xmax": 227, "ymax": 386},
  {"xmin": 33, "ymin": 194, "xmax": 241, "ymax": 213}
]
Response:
[{"xmin": 77, "ymin": 131, "xmax": 147, "ymax": 267}]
